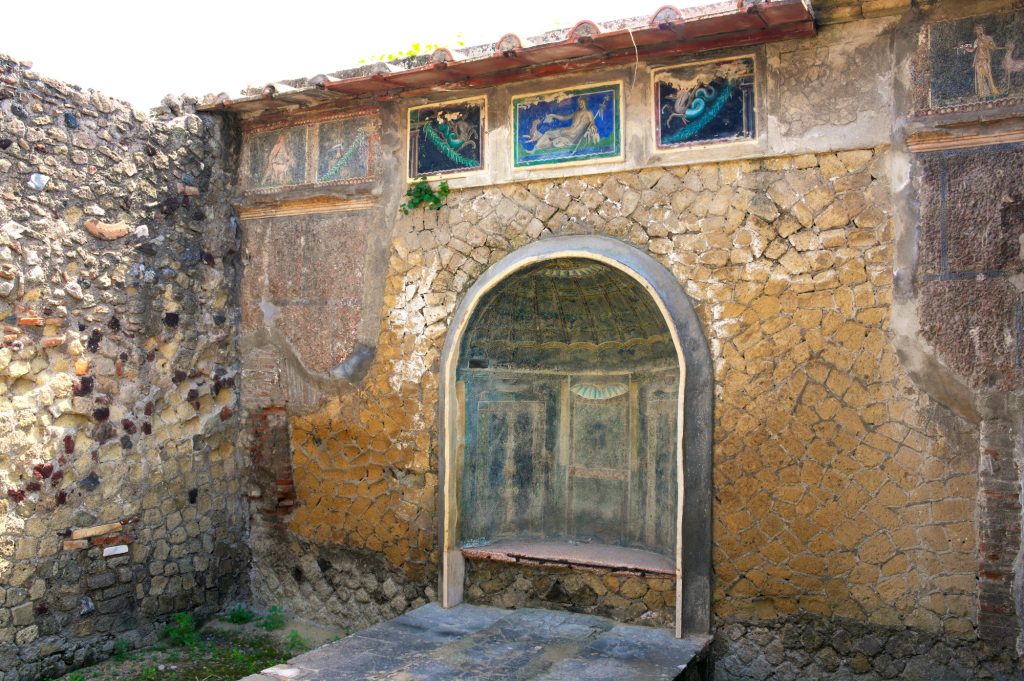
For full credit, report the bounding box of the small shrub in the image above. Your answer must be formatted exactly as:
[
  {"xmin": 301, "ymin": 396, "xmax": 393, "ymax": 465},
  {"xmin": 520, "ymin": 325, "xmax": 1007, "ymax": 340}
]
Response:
[
  {"xmin": 111, "ymin": 639, "xmax": 131, "ymax": 661},
  {"xmin": 163, "ymin": 612, "xmax": 199, "ymax": 647},
  {"xmin": 140, "ymin": 668, "xmax": 157, "ymax": 680},
  {"xmin": 283, "ymin": 629, "xmax": 309, "ymax": 656},
  {"xmin": 257, "ymin": 605, "xmax": 286, "ymax": 631},
  {"xmin": 225, "ymin": 605, "xmax": 256, "ymax": 624},
  {"xmin": 399, "ymin": 178, "xmax": 450, "ymax": 214}
]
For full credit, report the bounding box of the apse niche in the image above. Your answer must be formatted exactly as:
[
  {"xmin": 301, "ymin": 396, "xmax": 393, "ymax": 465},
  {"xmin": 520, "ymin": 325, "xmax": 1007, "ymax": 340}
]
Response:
[{"xmin": 456, "ymin": 257, "xmax": 679, "ymax": 566}]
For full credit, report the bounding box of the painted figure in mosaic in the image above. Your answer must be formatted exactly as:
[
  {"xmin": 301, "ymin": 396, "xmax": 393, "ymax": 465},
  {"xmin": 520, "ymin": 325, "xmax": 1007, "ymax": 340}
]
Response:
[
  {"xmin": 1004, "ymin": 41, "xmax": 1024, "ymax": 91},
  {"xmin": 409, "ymin": 101, "xmax": 483, "ymax": 176},
  {"xmin": 436, "ymin": 111, "xmax": 478, "ymax": 154},
  {"xmin": 261, "ymin": 132, "xmax": 297, "ymax": 186},
  {"xmin": 523, "ymin": 96, "xmax": 604, "ymax": 152},
  {"xmin": 959, "ymin": 25, "xmax": 1001, "ymax": 98}
]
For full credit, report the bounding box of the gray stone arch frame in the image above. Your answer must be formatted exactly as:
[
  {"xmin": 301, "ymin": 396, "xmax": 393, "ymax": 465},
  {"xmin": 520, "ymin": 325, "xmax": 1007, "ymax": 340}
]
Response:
[{"xmin": 438, "ymin": 234, "xmax": 713, "ymax": 638}]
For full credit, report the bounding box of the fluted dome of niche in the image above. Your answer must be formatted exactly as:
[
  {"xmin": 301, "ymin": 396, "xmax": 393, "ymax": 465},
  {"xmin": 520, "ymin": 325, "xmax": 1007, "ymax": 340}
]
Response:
[{"xmin": 461, "ymin": 257, "xmax": 675, "ymax": 370}]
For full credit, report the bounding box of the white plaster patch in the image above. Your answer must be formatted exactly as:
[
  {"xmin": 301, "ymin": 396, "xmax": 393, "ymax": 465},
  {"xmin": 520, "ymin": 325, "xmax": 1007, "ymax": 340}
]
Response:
[
  {"xmin": 260, "ymin": 299, "xmax": 280, "ymax": 327},
  {"xmin": 102, "ymin": 545, "xmax": 129, "ymax": 557}
]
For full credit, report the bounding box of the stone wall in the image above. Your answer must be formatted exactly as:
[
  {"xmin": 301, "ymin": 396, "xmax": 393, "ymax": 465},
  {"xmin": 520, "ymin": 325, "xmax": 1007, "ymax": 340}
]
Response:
[
  {"xmin": 464, "ymin": 560, "xmax": 675, "ymax": 628},
  {"xmin": 712, "ymin": 614, "xmax": 1015, "ymax": 680},
  {"xmin": 272, "ymin": 146, "xmax": 1012, "ymax": 674},
  {"xmin": 0, "ymin": 55, "xmax": 247, "ymax": 680},
  {"xmin": 228, "ymin": 2, "xmax": 1023, "ymax": 679}
]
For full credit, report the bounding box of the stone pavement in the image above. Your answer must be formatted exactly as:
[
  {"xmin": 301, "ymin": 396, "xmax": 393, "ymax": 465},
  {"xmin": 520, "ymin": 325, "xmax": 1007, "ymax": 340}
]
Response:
[{"xmin": 241, "ymin": 603, "xmax": 711, "ymax": 680}]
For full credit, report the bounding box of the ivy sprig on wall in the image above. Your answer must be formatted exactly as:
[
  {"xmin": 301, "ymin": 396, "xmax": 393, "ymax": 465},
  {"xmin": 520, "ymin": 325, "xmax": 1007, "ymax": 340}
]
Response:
[{"xmin": 400, "ymin": 177, "xmax": 450, "ymax": 214}]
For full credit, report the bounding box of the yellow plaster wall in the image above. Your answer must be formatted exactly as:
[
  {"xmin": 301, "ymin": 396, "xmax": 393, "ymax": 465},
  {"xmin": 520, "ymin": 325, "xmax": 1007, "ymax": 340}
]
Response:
[{"xmin": 287, "ymin": 147, "xmax": 978, "ymax": 637}]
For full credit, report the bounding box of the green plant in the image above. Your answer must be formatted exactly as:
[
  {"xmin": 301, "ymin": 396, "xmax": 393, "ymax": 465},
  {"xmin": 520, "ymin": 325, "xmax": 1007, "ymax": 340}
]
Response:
[
  {"xmin": 257, "ymin": 605, "xmax": 286, "ymax": 631},
  {"xmin": 400, "ymin": 178, "xmax": 450, "ymax": 214},
  {"xmin": 163, "ymin": 612, "xmax": 199, "ymax": 647},
  {"xmin": 140, "ymin": 668, "xmax": 157, "ymax": 680},
  {"xmin": 283, "ymin": 629, "xmax": 310, "ymax": 656},
  {"xmin": 224, "ymin": 605, "xmax": 256, "ymax": 624},
  {"xmin": 111, "ymin": 639, "xmax": 131, "ymax": 661},
  {"xmin": 67, "ymin": 674, "xmax": 85, "ymax": 681}
]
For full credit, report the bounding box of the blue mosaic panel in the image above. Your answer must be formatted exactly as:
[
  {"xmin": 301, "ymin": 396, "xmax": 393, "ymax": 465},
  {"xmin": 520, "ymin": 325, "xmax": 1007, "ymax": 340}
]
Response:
[
  {"xmin": 409, "ymin": 99, "xmax": 484, "ymax": 177},
  {"xmin": 655, "ymin": 56, "xmax": 755, "ymax": 149},
  {"xmin": 513, "ymin": 84, "xmax": 621, "ymax": 168}
]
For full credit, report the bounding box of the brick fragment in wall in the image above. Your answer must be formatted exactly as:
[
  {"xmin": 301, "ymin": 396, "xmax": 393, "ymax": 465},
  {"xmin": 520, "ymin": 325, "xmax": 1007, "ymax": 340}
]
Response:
[{"xmin": 241, "ymin": 346, "xmax": 283, "ymax": 409}]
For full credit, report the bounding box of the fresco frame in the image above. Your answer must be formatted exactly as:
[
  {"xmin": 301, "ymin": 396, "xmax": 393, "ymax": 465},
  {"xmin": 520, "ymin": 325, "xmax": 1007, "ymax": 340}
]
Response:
[
  {"xmin": 238, "ymin": 122, "xmax": 308, "ymax": 193},
  {"xmin": 313, "ymin": 110, "xmax": 382, "ymax": 188},
  {"xmin": 238, "ymin": 108, "xmax": 381, "ymax": 195},
  {"xmin": 511, "ymin": 81, "xmax": 624, "ymax": 169},
  {"xmin": 407, "ymin": 96, "xmax": 488, "ymax": 182},
  {"xmin": 650, "ymin": 54, "xmax": 759, "ymax": 152}
]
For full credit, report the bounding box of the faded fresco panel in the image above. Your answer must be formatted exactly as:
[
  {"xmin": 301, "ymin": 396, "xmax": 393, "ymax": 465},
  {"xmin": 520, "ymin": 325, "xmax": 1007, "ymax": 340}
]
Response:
[
  {"xmin": 243, "ymin": 126, "xmax": 306, "ymax": 190},
  {"xmin": 919, "ymin": 11, "xmax": 1024, "ymax": 113},
  {"xmin": 513, "ymin": 83, "xmax": 621, "ymax": 167},
  {"xmin": 916, "ymin": 143, "xmax": 1024, "ymax": 390},
  {"xmin": 455, "ymin": 259, "xmax": 678, "ymax": 558},
  {"xmin": 655, "ymin": 56, "xmax": 755, "ymax": 148},
  {"xmin": 316, "ymin": 115, "xmax": 378, "ymax": 183},
  {"xmin": 408, "ymin": 98, "xmax": 484, "ymax": 178}
]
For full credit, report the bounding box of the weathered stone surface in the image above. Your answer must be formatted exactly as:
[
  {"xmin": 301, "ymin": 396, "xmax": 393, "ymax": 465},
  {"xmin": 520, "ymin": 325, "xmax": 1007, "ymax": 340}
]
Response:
[
  {"xmin": 0, "ymin": 53, "xmax": 247, "ymax": 680},
  {"xmin": 277, "ymin": 147, "xmax": 985, "ymax": 666},
  {"xmin": 239, "ymin": 604, "xmax": 709, "ymax": 681},
  {"xmin": 711, "ymin": 615, "xmax": 1015, "ymax": 681},
  {"xmin": 464, "ymin": 560, "xmax": 674, "ymax": 628}
]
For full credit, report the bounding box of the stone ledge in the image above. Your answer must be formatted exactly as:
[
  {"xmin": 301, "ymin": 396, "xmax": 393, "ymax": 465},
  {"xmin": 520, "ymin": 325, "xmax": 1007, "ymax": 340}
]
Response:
[{"xmin": 461, "ymin": 539, "xmax": 675, "ymax": 576}]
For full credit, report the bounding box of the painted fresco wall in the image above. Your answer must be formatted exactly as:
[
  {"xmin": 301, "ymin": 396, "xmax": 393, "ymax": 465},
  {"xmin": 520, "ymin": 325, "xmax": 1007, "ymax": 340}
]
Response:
[{"xmin": 232, "ymin": 1, "xmax": 1023, "ymax": 679}]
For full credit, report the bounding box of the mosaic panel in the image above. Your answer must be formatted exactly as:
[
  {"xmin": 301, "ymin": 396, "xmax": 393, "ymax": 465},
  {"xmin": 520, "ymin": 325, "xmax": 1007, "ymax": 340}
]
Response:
[
  {"xmin": 513, "ymin": 83, "xmax": 622, "ymax": 168},
  {"xmin": 918, "ymin": 11, "xmax": 1024, "ymax": 114},
  {"xmin": 654, "ymin": 55, "xmax": 756, "ymax": 148},
  {"xmin": 240, "ymin": 111, "xmax": 380, "ymax": 193},
  {"xmin": 243, "ymin": 126, "xmax": 306, "ymax": 191},
  {"xmin": 408, "ymin": 98, "xmax": 485, "ymax": 178},
  {"xmin": 317, "ymin": 115, "xmax": 378, "ymax": 183}
]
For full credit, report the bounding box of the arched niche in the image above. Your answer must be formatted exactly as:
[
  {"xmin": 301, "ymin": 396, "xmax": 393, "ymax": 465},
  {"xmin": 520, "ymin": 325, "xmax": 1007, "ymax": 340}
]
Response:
[{"xmin": 439, "ymin": 235, "xmax": 713, "ymax": 638}]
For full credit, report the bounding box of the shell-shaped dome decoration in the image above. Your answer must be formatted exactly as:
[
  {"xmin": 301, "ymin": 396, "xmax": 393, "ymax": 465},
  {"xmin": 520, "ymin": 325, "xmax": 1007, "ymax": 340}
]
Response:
[
  {"xmin": 573, "ymin": 383, "xmax": 629, "ymax": 400},
  {"xmin": 496, "ymin": 33, "xmax": 526, "ymax": 53},
  {"xmin": 465, "ymin": 258, "xmax": 673, "ymax": 358},
  {"xmin": 650, "ymin": 5, "xmax": 682, "ymax": 27},
  {"xmin": 568, "ymin": 20, "xmax": 601, "ymax": 41},
  {"xmin": 430, "ymin": 48, "xmax": 459, "ymax": 64}
]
